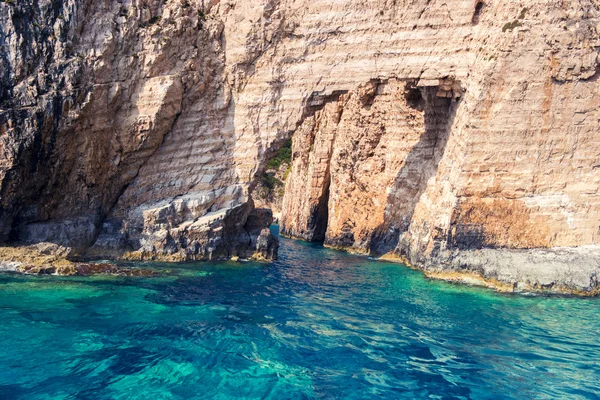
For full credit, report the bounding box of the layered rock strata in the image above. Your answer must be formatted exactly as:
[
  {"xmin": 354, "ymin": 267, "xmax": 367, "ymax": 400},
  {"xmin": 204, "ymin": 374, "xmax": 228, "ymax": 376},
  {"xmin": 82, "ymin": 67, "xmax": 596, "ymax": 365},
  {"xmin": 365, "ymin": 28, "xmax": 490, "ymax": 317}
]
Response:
[
  {"xmin": 277, "ymin": 2, "xmax": 600, "ymax": 294},
  {"xmin": 0, "ymin": 0, "xmax": 280, "ymax": 261},
  {"xmin": 281, "ymin": 79, "xmax": 457, "ymax": 252},
  {"xmin": 0, "ymin": 0, "xmax": 599, "ymax": 292}
]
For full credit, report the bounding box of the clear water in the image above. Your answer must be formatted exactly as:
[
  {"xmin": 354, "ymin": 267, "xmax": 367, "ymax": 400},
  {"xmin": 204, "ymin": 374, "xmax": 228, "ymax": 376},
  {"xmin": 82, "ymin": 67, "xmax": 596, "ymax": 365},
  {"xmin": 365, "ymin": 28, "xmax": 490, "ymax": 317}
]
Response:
[{"xmin": 0, "ymin": 229, "xmax": 599, "ymax": 399}]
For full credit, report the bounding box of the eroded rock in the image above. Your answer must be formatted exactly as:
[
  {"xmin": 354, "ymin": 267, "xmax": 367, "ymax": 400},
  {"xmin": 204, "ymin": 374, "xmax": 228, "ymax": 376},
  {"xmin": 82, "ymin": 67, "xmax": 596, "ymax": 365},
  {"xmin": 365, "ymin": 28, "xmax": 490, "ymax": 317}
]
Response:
[{"xmin": 0, "ymin": 243, "xmax": 156, "ymax": 276}]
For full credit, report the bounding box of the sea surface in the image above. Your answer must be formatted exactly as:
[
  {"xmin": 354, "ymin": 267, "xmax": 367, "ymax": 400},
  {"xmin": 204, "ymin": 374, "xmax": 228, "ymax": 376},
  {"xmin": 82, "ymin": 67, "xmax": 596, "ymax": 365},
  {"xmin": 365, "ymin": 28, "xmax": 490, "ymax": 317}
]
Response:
[{"xmin": 0, "ymin": 229, "xmax": 599, "ymax": 399}]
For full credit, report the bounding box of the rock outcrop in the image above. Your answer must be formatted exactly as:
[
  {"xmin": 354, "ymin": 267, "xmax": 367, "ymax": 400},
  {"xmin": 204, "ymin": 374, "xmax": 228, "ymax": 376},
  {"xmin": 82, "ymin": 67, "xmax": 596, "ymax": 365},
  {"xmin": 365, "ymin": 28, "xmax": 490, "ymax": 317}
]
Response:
[
  {"xmin": 0, "ymin": 242, "xmax": 156, "ymax": 276},
  {"xmin": 1, "ymin": 0, "xmax": 599, "ymax": 292},
  {"xmin": 0, "ymin": 0, "xmax": 280, "ymax": 261},
  {"xmin": 281, "ymin": 79, "xmax": 456, "ymax": 253}
]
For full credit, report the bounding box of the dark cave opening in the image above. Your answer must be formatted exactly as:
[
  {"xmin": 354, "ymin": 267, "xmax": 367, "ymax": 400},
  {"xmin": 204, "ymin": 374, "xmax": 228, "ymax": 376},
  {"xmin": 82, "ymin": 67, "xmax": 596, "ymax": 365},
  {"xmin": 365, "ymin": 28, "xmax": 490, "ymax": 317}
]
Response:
[
  {"xmin": 472, "ymin": 1, "xmax": 484, "ymax": 25},
  {"xmin": 309, "ymin": 178, "xmax": 330, "ymax": 243},
  {"xmin": 404, "ymin": 82, "xmax": 425, "ymax": 110}
]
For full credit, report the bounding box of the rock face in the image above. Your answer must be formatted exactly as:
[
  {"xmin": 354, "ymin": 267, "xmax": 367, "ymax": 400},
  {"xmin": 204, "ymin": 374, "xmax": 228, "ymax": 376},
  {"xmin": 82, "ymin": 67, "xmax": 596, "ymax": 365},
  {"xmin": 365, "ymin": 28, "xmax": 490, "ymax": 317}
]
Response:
[
  {"xmin": 1, "ymin": 0, "xmax": 600, "ymax": 291},
  {"xmin": 0, "ymin": 0, "xmax": 280, "ymax": 261},
  {"xmin": 276, "ymin": 1, "xmax": 600, "ymax": 294},
  {"xmin": 281, "ymin": 79, "xmax": 457, "ymax": 254}
]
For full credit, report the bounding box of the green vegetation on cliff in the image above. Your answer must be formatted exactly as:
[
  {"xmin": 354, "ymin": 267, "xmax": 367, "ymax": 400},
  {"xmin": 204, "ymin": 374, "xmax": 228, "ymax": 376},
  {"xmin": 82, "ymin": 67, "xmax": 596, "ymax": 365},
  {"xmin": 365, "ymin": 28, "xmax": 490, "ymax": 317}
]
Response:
[{"xmin": 266, "ymin": 139, "xmax": 292, "ymax": 170}]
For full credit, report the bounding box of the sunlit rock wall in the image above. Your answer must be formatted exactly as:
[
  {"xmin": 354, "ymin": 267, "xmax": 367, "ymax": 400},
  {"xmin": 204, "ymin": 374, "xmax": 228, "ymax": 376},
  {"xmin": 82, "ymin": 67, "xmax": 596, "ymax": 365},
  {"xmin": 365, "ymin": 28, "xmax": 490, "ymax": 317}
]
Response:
[{"xmin": 1, "ymin": 0, "xmax": 599, "ymax": 282}]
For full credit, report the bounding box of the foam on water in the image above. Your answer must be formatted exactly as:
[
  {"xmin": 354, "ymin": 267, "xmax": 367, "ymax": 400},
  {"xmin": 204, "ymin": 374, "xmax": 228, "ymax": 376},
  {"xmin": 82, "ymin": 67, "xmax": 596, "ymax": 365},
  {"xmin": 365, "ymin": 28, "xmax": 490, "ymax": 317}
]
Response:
[{"xmin": 0, "ymin": 229, "xmax": 599, "ymax": 399}]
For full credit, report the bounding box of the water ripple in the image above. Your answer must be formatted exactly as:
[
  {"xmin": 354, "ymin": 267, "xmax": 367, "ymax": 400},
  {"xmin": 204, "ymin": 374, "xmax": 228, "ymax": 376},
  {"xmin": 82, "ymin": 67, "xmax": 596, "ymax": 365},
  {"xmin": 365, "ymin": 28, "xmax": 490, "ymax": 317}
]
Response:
[{"xmin": 0, "ymin": 230, "xmax": 599, "ymax": 399}]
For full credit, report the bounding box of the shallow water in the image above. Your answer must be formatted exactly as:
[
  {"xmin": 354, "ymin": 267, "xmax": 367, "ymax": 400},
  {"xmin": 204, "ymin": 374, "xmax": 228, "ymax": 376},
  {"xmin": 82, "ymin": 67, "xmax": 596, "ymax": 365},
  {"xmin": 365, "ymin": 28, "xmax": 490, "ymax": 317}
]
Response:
[{"xmin": 0, "ymin": 230, "xmax": 599, "ymax": 399}]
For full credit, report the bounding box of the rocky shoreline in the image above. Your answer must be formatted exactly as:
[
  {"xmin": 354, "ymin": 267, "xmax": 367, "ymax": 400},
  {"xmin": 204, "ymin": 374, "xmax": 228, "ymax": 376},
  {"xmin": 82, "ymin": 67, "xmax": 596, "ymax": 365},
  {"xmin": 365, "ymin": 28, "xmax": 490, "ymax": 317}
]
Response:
[
  {"xmin": 379, "ymin": 246, "xmax": 600, "ymax": 296},
  {"xmin": 277, "ymin": 228, "xmax": 600, "ymax": 296},
  {"xmin": 0, "ymin": 234, "xmax": 278, "ymax": 277},
  {"xmin": 1, "ymin": 237, "xmax": 599, "ymax": 297},
  {"xmin": 0, "ymin": 243, "xmax": 157, "ymax": 277}
]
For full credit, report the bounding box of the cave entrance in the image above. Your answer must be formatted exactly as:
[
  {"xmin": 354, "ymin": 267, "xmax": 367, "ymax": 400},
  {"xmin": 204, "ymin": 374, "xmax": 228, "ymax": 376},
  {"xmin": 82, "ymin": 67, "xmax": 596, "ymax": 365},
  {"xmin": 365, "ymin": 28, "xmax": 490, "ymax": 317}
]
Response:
[
  {"xmin": 251, "ymin": 138, "xmax": 293, "ymax": 226},
  {"xmin": 308, "ymin": 179, "xmax": 329, "ymax": 243},
  {"xmin": 368, "ymin": 80, "xmax": 458, "ymax": 257},
  {"xmin": 252, "ymin": 132, "xmax": 330, "ymax": 243},
  {"xmin": 269, "ymin": 91, "xmax": 344, "ymax": 243}
]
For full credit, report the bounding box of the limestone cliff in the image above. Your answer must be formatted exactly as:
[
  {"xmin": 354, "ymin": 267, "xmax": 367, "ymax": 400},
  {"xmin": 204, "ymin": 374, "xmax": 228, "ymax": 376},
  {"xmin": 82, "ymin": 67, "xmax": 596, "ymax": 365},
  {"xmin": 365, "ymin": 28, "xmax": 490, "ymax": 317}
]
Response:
[
  {"xmin": 276, "ymin": 0, "xmax": 600, "ymax": 294},
  {"xmin": 1, "ymin": 0, "xmax": 599, "ymax": 292},
  {"xmin": 0, "ymin": 0, "xmax": 280, "ymax": 261}
]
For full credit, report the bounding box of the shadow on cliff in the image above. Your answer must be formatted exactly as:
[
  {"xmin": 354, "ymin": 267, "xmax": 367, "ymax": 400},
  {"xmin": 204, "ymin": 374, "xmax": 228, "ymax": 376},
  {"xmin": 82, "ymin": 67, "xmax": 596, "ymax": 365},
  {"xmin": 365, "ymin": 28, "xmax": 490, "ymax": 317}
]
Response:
[
  {"xmin": 1, "ymin": 2, "xmax": 249, "ymax": 260},
  {"xmin": 368, "ymin": 87, "xmax": 459, "ymax": 257}
]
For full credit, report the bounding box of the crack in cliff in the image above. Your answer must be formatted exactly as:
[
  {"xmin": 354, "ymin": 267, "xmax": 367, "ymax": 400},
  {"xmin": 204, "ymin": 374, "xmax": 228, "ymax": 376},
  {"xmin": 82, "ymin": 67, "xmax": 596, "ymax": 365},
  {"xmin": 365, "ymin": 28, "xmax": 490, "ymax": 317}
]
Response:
[{"xmin": 472, "ymin": 1, "xmax": 484, "ymax": 25}]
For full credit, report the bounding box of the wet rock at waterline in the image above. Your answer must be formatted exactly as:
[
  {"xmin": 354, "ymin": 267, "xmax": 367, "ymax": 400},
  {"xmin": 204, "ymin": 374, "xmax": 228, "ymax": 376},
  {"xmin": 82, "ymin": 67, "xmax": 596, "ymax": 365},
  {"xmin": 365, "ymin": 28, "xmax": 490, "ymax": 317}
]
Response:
[{"xmin": 0, "ymin": 243, "xmax": 156, "ymax": 276}]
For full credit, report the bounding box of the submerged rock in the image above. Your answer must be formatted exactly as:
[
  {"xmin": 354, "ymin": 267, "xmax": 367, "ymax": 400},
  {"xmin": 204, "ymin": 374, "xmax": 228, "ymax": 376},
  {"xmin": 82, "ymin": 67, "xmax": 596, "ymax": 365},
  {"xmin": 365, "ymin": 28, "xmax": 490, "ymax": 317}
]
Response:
[{"xmin": 72, "ymin": 263, "xmax": 158, "ymax": 277}]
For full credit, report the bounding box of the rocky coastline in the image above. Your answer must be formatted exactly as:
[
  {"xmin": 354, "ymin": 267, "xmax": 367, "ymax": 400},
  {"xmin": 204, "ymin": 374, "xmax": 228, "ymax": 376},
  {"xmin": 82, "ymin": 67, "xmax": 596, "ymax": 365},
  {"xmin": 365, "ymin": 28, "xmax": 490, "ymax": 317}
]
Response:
[
  {"xmin": 0, "ymin": 243, "xmax": 157, "ymax": 276},
  {"xmin": 1, "ymin": 0, "xmax": 599, "ymax": 294}
]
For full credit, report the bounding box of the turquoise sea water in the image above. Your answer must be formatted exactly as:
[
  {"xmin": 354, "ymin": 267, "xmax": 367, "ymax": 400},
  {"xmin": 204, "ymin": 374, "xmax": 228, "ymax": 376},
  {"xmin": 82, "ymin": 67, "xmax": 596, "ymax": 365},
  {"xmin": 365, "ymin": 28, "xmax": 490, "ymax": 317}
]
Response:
[{"xmin": 0, "ymin": 230, "xmax": 599, "ymax": 399}]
